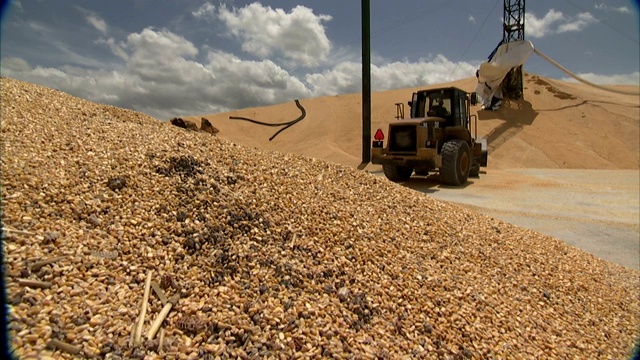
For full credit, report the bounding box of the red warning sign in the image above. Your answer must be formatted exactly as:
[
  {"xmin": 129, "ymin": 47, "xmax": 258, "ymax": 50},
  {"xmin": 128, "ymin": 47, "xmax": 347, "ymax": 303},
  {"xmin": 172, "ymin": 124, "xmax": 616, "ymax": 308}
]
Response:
[{"xmin": 374, "ymin": 129, "xmax": 384, "ymax": 140}]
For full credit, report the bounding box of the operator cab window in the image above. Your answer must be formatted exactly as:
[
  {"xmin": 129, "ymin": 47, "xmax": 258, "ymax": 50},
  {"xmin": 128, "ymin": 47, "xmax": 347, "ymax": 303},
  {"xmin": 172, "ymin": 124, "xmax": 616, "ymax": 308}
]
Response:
[
  {"xmin": 411, "ymin": 92, "xmax": 429, "ymax": 118},
  {"xmin": 459, "ymin": 97, "xmax": 468, "ymax": 128},
  {"xmin": 428, "ymin": 96, "xmax": 451, "ymax": 118}
]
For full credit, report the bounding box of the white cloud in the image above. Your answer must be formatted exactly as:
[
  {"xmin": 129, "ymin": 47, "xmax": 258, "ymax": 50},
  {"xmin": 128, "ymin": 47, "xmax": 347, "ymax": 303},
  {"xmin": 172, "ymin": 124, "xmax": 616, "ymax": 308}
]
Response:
[
  {"xmin": 192, "ymin": 2, "xmax": 216, "ymax": 20},
  {"xmin": 1, "ymin": 57, "xmax": 31, "ymax": 72},
  {"xmin": 1, "ymin": 8, "xmax": 629, "ymax": 123},
  {"xmin": 1, "ymin": 58, "xmax": 133, "ymax": 105},
  {"xmin": 525, "ymin": 9, "xmax": 564, "ymax": 38},
  {"xmin": 557, "ymin": 12, "xmax": 597, "ymax": 33},
  {"xmin": 1, "ymin": 45, "xmax": 478, "ymax": 120},
  {"xmin": 561, "ymin": 72, "xmax": 640, "ymax": 86},
  {"xmin": 96, "ymin": 37, "xmax": 129, "ymax": 61},
  {"xmin": 217, "ymin": 3, "xmax": 332, "ymax": 67},
  {"xmin": 4, "ymin": 33, "xmax": 634, "ymax": 121},
  {"xmin": 204, "ymin": 51, "xmax": 311, "ymax": 108},
  {"xmin": 594, "ymin": 3, "xmax": 631, "ymax": 14},
  {"xmin": 76, "ymin": 6, "xmax": 109, "ymax": 35},
  {"xmin": 305, "ymin": 62, "xmax": 362, "ymax": 95},
  {"xmin": 120, "ymin": 29, "xmax": 209, "ymax": 88},
  {"xmin": 125, "ymin": 28, "xmax": 199, "ymax": 59},
  {"xmin": 306, "ymin": 55, "xmax": 478, "ymax": 97},
  {"xmin": 525, "ymin": 9, "xmax": 598, "ymax": 38},
  {"xmin": 86, "ymin": 15, "xmax": 108, "ymax": 35},
  {"xmin": 0, "ymin": 27, "xmax": 314, "ymax": 119}
]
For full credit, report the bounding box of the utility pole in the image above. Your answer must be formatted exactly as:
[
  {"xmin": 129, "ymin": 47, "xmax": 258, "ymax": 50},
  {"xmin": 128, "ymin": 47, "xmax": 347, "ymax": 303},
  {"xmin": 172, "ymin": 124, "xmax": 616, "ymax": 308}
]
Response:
[
  {"xmin": 360, "ymin": 0, "xmax": 371, "ymax": 169},
  {"xmin": 502, "ymin": 0, "xmax": 525, "ymax": 99}
]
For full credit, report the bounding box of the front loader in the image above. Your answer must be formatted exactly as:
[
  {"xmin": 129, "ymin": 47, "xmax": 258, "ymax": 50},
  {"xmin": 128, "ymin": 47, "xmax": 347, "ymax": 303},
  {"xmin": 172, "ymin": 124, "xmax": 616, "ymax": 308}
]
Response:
[{"xmin": 371, "ymin": 87, "xmax": 487, "ymax": 186}]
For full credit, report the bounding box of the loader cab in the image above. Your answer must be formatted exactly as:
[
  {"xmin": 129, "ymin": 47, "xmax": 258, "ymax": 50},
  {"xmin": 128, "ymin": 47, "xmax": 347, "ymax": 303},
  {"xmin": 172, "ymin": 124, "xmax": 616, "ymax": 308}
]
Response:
[{"xmin": 408, "ymin": 87, "xmax": 470, "ymax": 129}]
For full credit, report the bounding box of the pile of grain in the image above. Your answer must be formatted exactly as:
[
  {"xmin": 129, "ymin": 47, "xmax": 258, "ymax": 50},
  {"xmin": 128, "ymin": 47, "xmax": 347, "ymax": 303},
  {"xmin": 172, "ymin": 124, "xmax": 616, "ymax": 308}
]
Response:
[
  {"xmin": 2, "ymin": 77, "xmax": 639, "ymax": 359},
  {"xmin": 185, "ymin": 74, "xmax": 640, "ymax": 171}
]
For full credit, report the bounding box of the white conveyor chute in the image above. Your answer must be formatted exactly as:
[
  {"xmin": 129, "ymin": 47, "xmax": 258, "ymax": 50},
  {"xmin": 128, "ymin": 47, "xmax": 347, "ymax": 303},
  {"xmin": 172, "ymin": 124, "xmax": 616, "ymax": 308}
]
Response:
[{"xmin": 475, "ymin": 40, "xmax": 535, "ymax": 110}]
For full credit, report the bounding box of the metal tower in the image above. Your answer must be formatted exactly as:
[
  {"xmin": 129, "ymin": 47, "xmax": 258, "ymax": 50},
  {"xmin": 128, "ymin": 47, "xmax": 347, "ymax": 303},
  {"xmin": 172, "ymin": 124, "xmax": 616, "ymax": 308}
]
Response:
[{"xmin": 502, "ymin": 0, "xmax": 525, "ymax": 99}]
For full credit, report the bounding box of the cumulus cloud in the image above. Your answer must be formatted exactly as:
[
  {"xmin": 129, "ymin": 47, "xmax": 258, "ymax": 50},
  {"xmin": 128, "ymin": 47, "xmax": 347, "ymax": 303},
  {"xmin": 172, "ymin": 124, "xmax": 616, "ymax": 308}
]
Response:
[
  {"xmin": 76, "ymin": 6, "xmax": 108, "ymax": 35},
  {"xmin": 1, "ymin": 39, "xmax": 478, "ymax": 120},
  {"xmin": 1, "ymin": 58, "xmax": 136, "ymax": 105},
  {"xmin": 123, "ymin": 28, "xmax": 202, "ymax": 84},
  {"xmin": 192, "ymin": 2, "xmax": 215, "ymax": 20},
  {"xmin": 594, "ymin": 4, "xmax": 631, "ymax": 14},
  {"xmin": 203, "ymin": 51, "xmax": 311, "ymax": 109},
  {"xmin": 306, "ymin": 55, "xmax": 478, "ymax": 97},
  {"xmin": 0, "ymin": 4, "xmax": 631, "ymax": 122},
  {"xmin": 217, "ymin": 3, "xmax": 332, "ymax": 67},
  {"xmin": 86, "ymin": 15, "xmax": 108, "ymax": 34},
  {"xmin": 126, "ymin": 28, "xmax": 199, "ymax": 59},
  {"xmin": 96, "ymin": 37, "xmax": 129, "ymax": 61},
  {"xmin": 557, "ymin": 12, "xmax": 597, "ymax": 33},
  {"xmin": 525, "ymin": 9, "xmax": 597, "ymax": 38},
  {"xmin": 562, "ymin": 71, "xmax": 640, "ymax": 86},
  {"xmin": 306, "ymin": 62, "xmax": 362, "ymax": 96},
  {"xmin": 1, "ymin": 57, "xmax": 31, "ymax": 72},
  {"xmin": 1, "ymin": 27, "xmax": 314, "ymax": 119},
  {"xmin": 525, "ymin": 9, "xmax": 564, "ymax": 38}
]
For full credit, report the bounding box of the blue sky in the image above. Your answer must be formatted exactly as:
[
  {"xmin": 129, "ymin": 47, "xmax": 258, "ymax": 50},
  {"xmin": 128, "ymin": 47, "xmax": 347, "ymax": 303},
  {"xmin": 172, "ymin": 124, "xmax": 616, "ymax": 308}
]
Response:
[{"xmin": 1, "ymin": 0, "xmax": 638, "ymax": 119}]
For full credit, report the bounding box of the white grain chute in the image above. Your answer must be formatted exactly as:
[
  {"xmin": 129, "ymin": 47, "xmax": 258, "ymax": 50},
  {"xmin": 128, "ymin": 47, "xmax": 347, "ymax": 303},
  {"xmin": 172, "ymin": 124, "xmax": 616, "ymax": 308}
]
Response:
[{"xmin": 475, "ymin": 40, "xmax": 534, "ymax": 110}]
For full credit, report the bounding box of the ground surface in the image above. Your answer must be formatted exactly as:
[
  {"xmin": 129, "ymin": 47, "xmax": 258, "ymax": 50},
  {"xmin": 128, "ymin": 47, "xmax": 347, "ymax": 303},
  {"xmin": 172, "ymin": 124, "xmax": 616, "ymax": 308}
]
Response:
[{"xmin": 367, "ymin": 167, "xmax": 640, "ymax": 270}]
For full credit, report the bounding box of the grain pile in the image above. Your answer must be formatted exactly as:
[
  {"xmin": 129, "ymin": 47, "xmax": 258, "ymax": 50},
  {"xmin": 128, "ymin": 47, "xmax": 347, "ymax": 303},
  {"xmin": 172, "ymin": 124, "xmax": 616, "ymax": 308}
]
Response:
[
  {"xmin": 188, "ymin": 74, "xmax": 640, "ymax": 170},
  {"xmin": 1, "ymin": 77, "xmax": 639, "ymax": 359}
]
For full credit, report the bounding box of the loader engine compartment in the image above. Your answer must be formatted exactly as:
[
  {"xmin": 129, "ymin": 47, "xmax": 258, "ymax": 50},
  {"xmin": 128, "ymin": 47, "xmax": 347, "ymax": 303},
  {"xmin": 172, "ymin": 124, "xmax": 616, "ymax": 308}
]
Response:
[{"xmin": 389, "ymin": 125, "xmax": 417, "ymax": 153}]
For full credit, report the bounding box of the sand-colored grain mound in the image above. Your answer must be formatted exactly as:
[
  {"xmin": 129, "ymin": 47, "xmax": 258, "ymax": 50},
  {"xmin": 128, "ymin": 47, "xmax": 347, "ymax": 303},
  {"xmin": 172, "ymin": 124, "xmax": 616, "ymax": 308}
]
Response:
[
  {"xmin": 1, "ymin": 77, "xmax": 639, "ymax": 359},
  {"xmin": 185, "ymin": 74, "xmax": 640, "ymax": 170}
]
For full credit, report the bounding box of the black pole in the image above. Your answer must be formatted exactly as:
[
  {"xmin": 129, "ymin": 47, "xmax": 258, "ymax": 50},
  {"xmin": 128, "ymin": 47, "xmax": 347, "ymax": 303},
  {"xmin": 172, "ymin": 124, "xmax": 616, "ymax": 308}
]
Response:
[{"xmin": 361, "ymin": 0, "xmax": 371, "ymax": 167}]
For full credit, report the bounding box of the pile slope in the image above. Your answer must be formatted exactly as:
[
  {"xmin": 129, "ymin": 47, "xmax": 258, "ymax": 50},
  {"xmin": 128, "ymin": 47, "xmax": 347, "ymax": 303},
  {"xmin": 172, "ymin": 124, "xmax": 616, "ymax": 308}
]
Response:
[
  {"xmin": 2, "ymin": 77, "xmax": 639, "ymax": 359},
  {"xmin": 185, "ymin": 73, "xmax": 640, "ymax": 170}
]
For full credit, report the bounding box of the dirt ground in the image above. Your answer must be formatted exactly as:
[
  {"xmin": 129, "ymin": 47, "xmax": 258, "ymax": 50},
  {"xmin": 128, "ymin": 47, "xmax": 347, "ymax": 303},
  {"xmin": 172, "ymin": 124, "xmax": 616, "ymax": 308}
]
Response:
[{"xmin": 365, "ymin": 166, "xmax": 640, "ymax": 270}]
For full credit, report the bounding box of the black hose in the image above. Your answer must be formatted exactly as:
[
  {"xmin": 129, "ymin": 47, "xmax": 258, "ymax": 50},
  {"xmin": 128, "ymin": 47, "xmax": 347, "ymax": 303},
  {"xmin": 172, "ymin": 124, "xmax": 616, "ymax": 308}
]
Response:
[{"xmin": 228, "ymin": 99, "xmax": 306, "ymax": 141}]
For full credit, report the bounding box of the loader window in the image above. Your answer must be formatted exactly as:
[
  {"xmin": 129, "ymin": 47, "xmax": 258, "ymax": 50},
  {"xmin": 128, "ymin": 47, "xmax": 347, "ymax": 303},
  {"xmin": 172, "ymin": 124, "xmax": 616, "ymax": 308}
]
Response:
[
  {"xmin": 428, "ymin": 97, "xmax": 451, "ymax": 118},
  {"xmin": 411, "ymin": 92, "xmax": 428, "ymax": 118},
  {"xmin": 459, "ymin": 97, "xmax": 468, "ymax": 127}
]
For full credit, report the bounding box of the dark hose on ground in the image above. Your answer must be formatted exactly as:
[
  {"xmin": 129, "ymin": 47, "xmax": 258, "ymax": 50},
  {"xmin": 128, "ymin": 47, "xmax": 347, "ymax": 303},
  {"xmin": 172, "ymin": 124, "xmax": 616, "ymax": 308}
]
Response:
[{"xmin": 228, "ymin": 99, "xmax": 306, "ymax": 141}]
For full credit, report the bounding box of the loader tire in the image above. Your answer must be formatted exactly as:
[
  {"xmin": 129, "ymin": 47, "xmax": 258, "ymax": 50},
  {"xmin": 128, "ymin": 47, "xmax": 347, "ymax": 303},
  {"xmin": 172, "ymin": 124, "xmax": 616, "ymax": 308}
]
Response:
[
  {"xmin": 441, "ymin": 139, "xmax": 471, "ymax": 186},
  {"xmin": 383, "ymin": 164, "xmax": 413, "ymax": 182}
]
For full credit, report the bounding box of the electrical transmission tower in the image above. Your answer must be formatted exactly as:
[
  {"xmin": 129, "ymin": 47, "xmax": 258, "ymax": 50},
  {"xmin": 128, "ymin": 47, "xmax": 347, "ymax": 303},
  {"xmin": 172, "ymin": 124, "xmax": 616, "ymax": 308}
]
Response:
[{"xmin": 502, "ymin": 0, "xmax": 525, "ymax": 99}]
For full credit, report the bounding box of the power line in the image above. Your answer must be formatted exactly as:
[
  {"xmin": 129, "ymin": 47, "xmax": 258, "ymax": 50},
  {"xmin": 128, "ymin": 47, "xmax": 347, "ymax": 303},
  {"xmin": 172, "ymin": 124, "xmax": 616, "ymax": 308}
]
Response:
[{"xmin": 448, "ymin": 0, "xmax": 502, "ymax": 79}]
